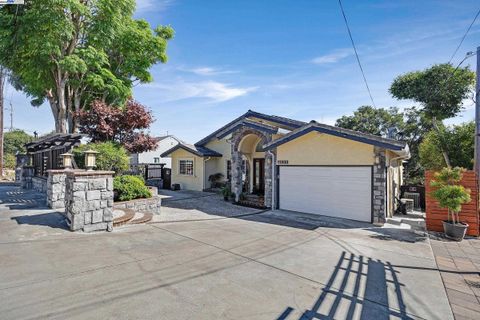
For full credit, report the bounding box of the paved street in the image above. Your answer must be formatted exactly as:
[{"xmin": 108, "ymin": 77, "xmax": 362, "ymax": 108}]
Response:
[{"xmin": 0, "ymin": 186, "xmax": 454, "ymax": 319}]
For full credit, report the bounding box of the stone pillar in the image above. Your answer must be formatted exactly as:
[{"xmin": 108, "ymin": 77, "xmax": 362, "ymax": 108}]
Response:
[
  {"xmin": 373, "ymin": 147, "xmax": 387, "ymax": 224},
  {"xmin": 64, "ymin": 171, "xmax": 114, "ymax": 232},
  {"xmin": 231, "ymin": 149, "xmax": 243, "ymax": 202},
  {"xmin": 264, "ymin": 151, "xmax": 274, "ymax": 208},
  {"xmin": 21, "ymin": 166, "xmax": 35, "ymax": 189},
  {"xmin": 47, "ymin": 170, "xmax": 67, "ymax": 209}
]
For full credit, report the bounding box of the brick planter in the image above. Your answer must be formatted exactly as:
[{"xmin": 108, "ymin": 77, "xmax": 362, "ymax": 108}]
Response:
[{"xmin": 425, "ymin": 170, "xmax": 479, "ymax": 237}]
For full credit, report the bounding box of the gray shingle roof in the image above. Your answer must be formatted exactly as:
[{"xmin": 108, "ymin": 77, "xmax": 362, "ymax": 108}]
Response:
[
  {"xmin": 160, "ymin": 142, "xmax": 222, "ymax": 158},
  {"xmin": 264, "ymin": 121, "xmax": 409, "ymax": 153},
  {"xmin": 195, "ymin": 110, "xmax": 305, "ymax": 146}
]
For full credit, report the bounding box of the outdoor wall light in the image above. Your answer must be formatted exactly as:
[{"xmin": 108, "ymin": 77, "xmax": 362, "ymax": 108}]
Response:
[
  {"xmin": 84, "ymin": 149, "xmax": 99, "ymax": 171},
  {"xmin": 60, "ymin": 152, "xmax": 73, "ymax": 170}
]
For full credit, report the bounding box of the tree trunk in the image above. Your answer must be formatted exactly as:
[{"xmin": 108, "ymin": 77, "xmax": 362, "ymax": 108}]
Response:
[
  {"xmin": 432, "ymin": 117, "xmax": 451, "ymax": 168},
  {"xmin": 47, "ymin": 92, "xmax": 68, "ymax": 134}
]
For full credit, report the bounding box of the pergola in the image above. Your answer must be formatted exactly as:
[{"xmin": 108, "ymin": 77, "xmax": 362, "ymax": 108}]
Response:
[{"xmin": 25, "ymin": 133, "xmax": 83, "ymax": 176}]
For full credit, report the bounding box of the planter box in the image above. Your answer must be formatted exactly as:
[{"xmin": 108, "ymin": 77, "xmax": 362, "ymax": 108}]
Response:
[
  {"xmin": 425, "ymin": 170, "xmax": 479, "ymax": 237},
  {"xmin": 114, "ymin": 196, "xmax": 162, "ymax": 215}
]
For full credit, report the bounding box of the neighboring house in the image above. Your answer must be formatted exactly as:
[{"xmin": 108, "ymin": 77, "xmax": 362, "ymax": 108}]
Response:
[
  {"xmin": 130, "ymin": 135, "xmax": 181, "ymax": 168},
  {"xmin": 161, "ymin": 110, "xmax": 410, "ymax": 223}
]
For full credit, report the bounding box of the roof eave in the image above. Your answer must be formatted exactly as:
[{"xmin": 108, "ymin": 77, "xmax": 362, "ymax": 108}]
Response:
[{"xmin": 264, "ymin": 125, "xmax": 407, "ymax": 152}]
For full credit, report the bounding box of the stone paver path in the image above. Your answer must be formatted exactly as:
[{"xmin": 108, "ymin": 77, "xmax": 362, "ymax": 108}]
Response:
[{"xmin": 430, "ymin": 236, "xmax": 480, "ymax": 320}]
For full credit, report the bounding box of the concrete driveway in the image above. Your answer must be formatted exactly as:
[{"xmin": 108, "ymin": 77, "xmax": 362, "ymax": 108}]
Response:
[{"xmin": 0, "ymin": 186, "xmax": 453, "ymax": 319}]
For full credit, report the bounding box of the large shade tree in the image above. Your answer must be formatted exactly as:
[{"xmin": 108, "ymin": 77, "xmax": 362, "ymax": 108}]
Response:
[
  {"xmin": 0, "ymin": 0, "xmax": 174, "ymax": 133},
  {"xmin": 336, "ymin": 105, "xmax": 432, "ymax": 184},
  {"xmin": 389, "ymin": 64, "xmax": 475, "ymax": 167}
]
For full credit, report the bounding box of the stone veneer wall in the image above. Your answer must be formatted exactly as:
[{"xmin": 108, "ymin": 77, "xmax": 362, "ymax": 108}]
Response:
[
  {"xmin": 32, "ymin": 176, "xmax": 47, "ymax": 194},
  {"xmin": 47, "ymin": 170, "xmax": 67, "ymax": 209},
  {"xmin": 64, "ymin": 171, "xmax": 114, "ymax": 232},
  {"xmin": 373, "ymin": 146, "xmax": 387, "ymax": 224},
  {"xmin": 230, "ymin": 127, "xmax": 273, "ymax": 207},
  {"xmin": 113, "ymin": 196, "xmax": 162, "ymax": 214}
]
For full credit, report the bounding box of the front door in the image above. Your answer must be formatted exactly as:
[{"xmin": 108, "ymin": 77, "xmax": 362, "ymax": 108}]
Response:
[{"xmin": 253, "ymin": 158, "xmax": 265, "ymax": 194}]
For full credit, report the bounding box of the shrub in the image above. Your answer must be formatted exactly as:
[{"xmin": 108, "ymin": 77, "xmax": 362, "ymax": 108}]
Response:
[
  {"xmin": 113, "ymin": 175, "xmax": 152, "ymax": 201},
  {"xmin": 73, "ymin": 141, "xmax": 129, "ymax": 174},
  {"xmin": 3, "ymin": 153, "xmax": 16, "ymax": 169}
]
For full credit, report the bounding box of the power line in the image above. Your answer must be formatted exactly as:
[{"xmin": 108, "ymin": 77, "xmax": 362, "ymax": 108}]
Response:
[
  {"xmin": 448, "ymin": 8, "xmax": 480, "ymax": 64},
  {"xmin": 337, "ymin": 0, "xmax": 376, "ymax": 107}
]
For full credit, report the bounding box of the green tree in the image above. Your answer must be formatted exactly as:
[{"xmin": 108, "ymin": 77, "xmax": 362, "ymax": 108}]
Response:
[
  {"xmin": 0, "ymin": 1, "xmax": 174, "ymax": 133},
  {"xmin": 336, "ymin": 106, "xmax": 432, "ymax": 184},
  {"xmin": 335, "ymin": 105, "xmax": 404, "ymax": 137},
  {"xmin": 3, "ymin": 129, "xmax": 32, "ymax": 155},
  {"xmin": 419, "ymin": 122, "xmax": 474, "ymax": 171},
  {"xmin": 390, "ymin": 64, "xmax": 475, "ymax": 167},
  {"xmin": 73, "ymin": 141, "xmax": 129, "ymax": 174}
]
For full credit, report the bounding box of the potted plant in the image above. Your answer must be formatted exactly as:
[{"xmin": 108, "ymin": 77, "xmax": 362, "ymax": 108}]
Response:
[
  {"xmin": 208, "ymin": 173, "xmax": 224, "ymax": 189},
  {"xmin": 430, "ymin": 167, "xmax": 471, "ymax": 241},
  {"xmin": 221, "ymin": 185, "xmax": 231, "ymax": 201}
]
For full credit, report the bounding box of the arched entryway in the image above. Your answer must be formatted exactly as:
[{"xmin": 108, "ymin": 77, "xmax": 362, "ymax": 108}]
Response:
[{"xmin": 231, "ymin": 127, "xmax": 274, "ymax": 207}]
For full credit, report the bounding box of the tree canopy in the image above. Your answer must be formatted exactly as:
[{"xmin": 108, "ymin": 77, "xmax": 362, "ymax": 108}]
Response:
[
  {"xmin": 77, "ymin": 99, "xmax": 158, "ymax": 153},
  {"xmin": 0, "ymin": 0, "xmax": 174, "ymax": 133},
  {"xmin": 335, "ymin": 105, "xmax": 432, "ymax": 184},
  {"xmin": 389, "ymin": 63, "xmax": 475, "ymax": 120},
  {"xmin": 419, "ymin": 121, "xmax": 474, "ymax": 171},
  {"xmin": 389, "ymin": 63, "xmax": 474, "ymax": 167},
  {"xmin": 4, "ymin": 129, "xmax": 32, "ymax": 155},
  {"xmin": 335, "ymin": 106, "xmax": 404, "ymax": 137}
]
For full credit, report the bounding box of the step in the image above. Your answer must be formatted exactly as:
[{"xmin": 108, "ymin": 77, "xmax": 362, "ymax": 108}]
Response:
[
  {"xmin": 128, "ymin": 212, "xmax": 153, "ymax": 224},
  {"xmin": 113, "ymin": 208, "xmax": 135, "ymax": 227}
]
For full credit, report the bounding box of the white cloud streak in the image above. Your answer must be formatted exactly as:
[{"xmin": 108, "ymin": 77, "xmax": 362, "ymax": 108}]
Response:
[
  {"xmin": 181, "ymin": 66, "xmax": 239, "ymax": 76},
  {"xmin": 135, "ymin": 0, "xmax": 174, "ymax": 13},
  {"xmin": 311, "ymin": 48, "xmax": 353, "ymax": 65},
  {"xmin": 144, "ymin": 80, "xmax": 258, "ymax": 102}
]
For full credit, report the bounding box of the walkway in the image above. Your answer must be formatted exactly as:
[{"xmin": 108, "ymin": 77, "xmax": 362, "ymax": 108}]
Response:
[{"xmin": 430, "ymin": 236, "xmax": 480, "ymax": 320}]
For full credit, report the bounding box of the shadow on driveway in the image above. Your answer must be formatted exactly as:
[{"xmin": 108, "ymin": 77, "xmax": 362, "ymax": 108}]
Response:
[
  {"xmin": 277, "ymin": 251, "xmax": 417, "ymax": 320},
  {"xmin": 11, "ymin": 212, "xmax": 69, "ymax": 230}
]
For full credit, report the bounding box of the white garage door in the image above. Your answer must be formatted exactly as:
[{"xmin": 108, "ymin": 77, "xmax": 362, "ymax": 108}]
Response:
[{"xmin": 279, "ymin": 166, "xmax": 372, "ymax": 222}]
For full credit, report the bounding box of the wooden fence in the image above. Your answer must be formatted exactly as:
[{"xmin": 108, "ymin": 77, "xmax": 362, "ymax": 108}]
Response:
[{"xmin": 425, "ymin": 170, "xmax": 479, "ymax": 237}]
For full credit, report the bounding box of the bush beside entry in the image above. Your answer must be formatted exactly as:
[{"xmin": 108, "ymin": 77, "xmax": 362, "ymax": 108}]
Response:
[
  {"xmin": 114, "ymin": 175, "xmax": 152, "ymax": 201},
  {"xmin": 73, "ymin": 142, "xmax": 129, "ymax": 174},
  {"xmin": 430, "ymin": 167, "xmax": 471, "ymax": 241}
]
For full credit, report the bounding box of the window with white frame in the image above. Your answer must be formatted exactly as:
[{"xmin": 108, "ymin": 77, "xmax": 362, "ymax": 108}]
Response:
[
  {"xmin": 154, "ymin": 157, "xmax": 160, "ymax": 163},
  {"xmin": 179, "ymin": 159, "xmax": 194, "ymax": 175}
]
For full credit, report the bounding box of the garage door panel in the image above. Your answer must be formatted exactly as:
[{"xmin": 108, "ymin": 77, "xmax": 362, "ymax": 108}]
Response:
[{"xmin": 279, "ymin": 166, "xmax": 372, "ymax": 222}]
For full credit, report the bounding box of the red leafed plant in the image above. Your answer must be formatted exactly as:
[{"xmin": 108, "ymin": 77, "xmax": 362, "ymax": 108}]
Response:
[{"xmin": 77, "ymin": 99, "xmax": 158, "ymax": 153}]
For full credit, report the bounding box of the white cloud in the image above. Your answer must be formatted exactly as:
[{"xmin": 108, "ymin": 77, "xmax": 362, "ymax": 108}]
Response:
[
  {"xmin": 135, "ymin": 0, "xmax": 174, "ymax": 13},
  {"xmin": 144, "ymin": 80, "xmax": 258, "ymax": 102},
  {"xmin": 311, "ymin": 48, "xmax": 353, "ymax": 65},
  {"xmin": 181, "ymin": 66, "xmax": 239, "ymax": 76}
]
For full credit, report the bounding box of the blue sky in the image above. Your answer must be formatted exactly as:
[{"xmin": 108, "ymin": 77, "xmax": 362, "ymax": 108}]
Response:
[{"xmin": 5, "ymin": 0, "xmax": 480, "ymax": 142}]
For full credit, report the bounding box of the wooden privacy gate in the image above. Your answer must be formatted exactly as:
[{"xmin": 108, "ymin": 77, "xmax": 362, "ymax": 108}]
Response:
[{"xmin": 425, "ymin": 170, "xmax": 480, "ymax": 237}]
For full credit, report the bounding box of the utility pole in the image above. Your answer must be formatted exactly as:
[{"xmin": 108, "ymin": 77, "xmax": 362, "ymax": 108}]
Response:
[
  {"xmin": 475, "ymin": 46, "xmax": 480, "ymax": 183},
  {"xmin": 0, "ymin": 66, "xmax": 4, "ymax": 177},
  {"xmin": 9, "ymin": 102, "xmax": 13, "ymax": 131}
]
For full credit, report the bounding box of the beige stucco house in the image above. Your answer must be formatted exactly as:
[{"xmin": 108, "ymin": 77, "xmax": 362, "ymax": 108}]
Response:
[{"xmin": 161, "ymin": 110, "xmax": 410, "ymax": 223}]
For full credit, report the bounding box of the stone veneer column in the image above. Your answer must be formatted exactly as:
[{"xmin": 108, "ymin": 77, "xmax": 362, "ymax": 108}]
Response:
[
  {"xmin": 231, "ymin": 149, "xmax": 242, "ymax": 202},
  {"xmin": 373, "ymin": 147, "xmax": 387, "ymax": 224},
  {"xmin": 47, "ymin": 170, "xmax": 67, "ymax": 209},
  {"xmin": 264, "ymin": 151, "xmax": 274, "ymax": 208},
  {"xmin": 64, "ymin": 170, "xmax": 114, "ymax": 232},
  {"xmin": 21, "ymin": 166, "xmax": 35, "ymax": 189}
]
